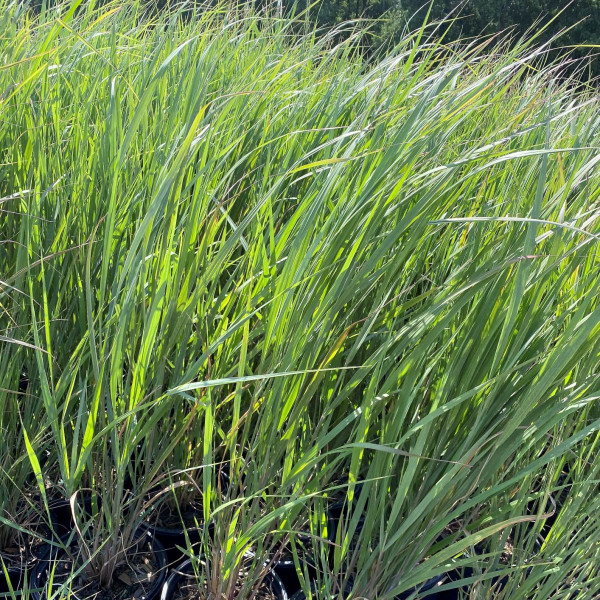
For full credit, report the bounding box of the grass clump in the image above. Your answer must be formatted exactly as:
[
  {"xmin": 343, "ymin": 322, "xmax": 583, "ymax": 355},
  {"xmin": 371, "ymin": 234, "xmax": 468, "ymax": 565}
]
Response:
[{"xmin": 1, "ymin": 1, "xmax": 600, "ymax": 598}]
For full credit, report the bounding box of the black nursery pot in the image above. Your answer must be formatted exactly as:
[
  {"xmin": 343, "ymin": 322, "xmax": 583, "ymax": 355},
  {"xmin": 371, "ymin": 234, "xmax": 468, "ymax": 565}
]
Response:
[
  {"xmin": 0, "ymin": 550, "xmax": 51, "ymax": 595},
  {"xmin": 30, "ymin": 529, "xmax": 168, "ymax": 600},
  {"xmin": 541, "ymin": 493, "xmax": 560, "ymax": 535},
  {"xmin": 326, "ymin": 485, "xmax": 366, "ymax": 571},
  {"xmin": 326, "ymin": 502, "xmax": 366, "ymax": 546},
  {"xmin": 139, "ymin": 520, "xmax": 214, "ymax": 566},
  {"xmin": 48, "ymin": 494, "xmax": 96, "ymax": 539},
  {"xmin": 0, "ymin": 565, "xmax": 25, "ymax": 595},
  {"xmin": 326, "ymin": 483, "xmax": 365, "ymax": 539},
  {"xmin": 525, "ymin": 492, "xmax": 558, "ymax": 537},
  {"xmin": 143, "ymin": 467, "xmax": 230, "ymax": 563},
  {"xmin": 0, "ymin": 514, "xmax": 55, "ymax": 594},
  {"xmin": 160, "ymin": 558, "xmax": 288, "ymax": 600},
  {"xmin": 272, "ymin": 556, "xmax": 318, "ymax": 598},
  {"xmin": 395, "ymin": 573, "xmax": 449, "ymax": 600}
]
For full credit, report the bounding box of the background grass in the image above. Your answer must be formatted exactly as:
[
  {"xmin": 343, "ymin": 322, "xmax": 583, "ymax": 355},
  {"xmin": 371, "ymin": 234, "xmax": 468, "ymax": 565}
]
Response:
[{"xmin": 1, "ymin": 1, "xmax": 600, "ymax": 598}]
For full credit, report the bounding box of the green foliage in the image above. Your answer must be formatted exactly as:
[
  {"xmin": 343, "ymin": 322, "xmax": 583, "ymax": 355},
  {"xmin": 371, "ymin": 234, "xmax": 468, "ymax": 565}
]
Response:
[{"xmin": 1, "ymin": 1, "xmax": 600, "ymax": 598}]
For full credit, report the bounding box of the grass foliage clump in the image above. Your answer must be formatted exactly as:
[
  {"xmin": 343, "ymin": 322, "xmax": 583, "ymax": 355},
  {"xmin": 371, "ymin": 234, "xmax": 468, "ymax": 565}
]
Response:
[{"xmin": 1, "ymin": 1, "xmax": 600, "ymax": 598}]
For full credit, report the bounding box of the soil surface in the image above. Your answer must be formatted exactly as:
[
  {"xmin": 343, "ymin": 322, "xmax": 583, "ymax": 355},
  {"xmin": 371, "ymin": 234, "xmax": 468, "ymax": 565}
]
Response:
[
  {"xmin": 0, "ymin": 503, "xmax": 50, "ymax": 571},
  {"xmin": 42, "ymin": 537, "xmax": 163, "ymax": 600}
]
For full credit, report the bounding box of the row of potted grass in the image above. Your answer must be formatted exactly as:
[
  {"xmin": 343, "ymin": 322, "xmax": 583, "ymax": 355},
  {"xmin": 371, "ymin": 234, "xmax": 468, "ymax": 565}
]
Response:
[
  {"xmin": 0, "ymin": 469, "xmax": 577, "ymax": 599},
  {"xmin": 0, "ymin": 478, "xmax": 549, "ymax": 592}
]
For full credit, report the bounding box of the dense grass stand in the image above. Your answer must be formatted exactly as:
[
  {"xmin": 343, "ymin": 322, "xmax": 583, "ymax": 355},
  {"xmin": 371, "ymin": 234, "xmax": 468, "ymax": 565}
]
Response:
[{"xmin": 1, "ymin": 0, "xmax": 600, "ymax": 598}]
